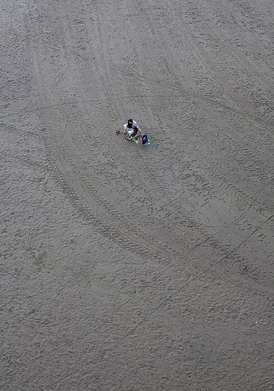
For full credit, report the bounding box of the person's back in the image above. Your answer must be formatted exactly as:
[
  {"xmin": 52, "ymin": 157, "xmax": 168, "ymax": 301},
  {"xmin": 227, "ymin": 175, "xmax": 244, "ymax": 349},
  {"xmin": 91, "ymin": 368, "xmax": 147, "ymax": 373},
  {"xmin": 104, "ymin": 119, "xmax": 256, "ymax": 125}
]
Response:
[
  {"xmin": 127, "ymin": 126, "xmax": 141, "ymax": 141},
  {"xmin": 123, "ymin": 119, "xmax": 139, "ymax": 135}
]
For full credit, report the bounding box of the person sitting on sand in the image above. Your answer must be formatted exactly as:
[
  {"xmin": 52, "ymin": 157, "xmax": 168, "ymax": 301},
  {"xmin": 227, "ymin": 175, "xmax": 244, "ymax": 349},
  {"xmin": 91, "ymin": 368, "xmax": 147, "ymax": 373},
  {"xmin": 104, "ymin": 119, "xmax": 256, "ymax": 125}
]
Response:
[
  {"xmin": 126, "ymin": 126, "xmax": 142, "ymax": 141},
  {"xmin": 123, "ymin": 119, "xmax": 139, "ymax": 135}
]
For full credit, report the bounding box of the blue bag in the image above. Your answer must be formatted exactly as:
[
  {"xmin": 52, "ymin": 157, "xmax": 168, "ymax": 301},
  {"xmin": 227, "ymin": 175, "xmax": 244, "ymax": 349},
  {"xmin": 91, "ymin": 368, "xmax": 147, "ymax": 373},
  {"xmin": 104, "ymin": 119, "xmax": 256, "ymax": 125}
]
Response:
[{"xmin": 142, "ymin": 135, "xmax": 148, "ymax": 144}]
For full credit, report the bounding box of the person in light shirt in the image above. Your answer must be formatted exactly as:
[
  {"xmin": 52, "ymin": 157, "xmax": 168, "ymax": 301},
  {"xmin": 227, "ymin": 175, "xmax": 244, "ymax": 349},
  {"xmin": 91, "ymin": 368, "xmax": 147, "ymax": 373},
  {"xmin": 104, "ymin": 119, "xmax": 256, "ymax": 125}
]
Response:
[{"xmin": 123, "ymin": 119, "xmax": 139, "ymax": 135}]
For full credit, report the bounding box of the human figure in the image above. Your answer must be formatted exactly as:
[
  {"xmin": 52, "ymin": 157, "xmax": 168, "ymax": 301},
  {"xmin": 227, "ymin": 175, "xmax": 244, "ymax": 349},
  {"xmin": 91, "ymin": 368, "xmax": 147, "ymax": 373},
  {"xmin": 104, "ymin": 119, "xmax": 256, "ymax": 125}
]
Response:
[
  {"xmin": 123, "ymin": 119, "xmax": 139, "ymax": 135},
  {"xmin": 126, "ymin": 126, "xmax": 142, "ymax": 141}
]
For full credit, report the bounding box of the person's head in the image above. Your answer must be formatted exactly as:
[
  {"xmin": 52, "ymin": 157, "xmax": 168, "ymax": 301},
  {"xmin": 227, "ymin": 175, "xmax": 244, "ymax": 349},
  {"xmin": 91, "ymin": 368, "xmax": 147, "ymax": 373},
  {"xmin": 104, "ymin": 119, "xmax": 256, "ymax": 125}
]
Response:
[
  {"xmin": 132, "ymin": 127, "xmax": 138, "ymax": 136},
  {"xmin": 128, "ymin": 119, "xmax": 133, "ymax": 128}
]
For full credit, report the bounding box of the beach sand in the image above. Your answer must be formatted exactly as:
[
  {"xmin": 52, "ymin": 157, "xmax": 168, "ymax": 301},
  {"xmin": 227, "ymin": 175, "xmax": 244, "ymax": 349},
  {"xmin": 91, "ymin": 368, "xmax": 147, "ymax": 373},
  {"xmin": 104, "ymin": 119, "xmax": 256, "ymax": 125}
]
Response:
[{"xmin": 1, "ymin": 0, "xmax": 273, "ymax": 389}]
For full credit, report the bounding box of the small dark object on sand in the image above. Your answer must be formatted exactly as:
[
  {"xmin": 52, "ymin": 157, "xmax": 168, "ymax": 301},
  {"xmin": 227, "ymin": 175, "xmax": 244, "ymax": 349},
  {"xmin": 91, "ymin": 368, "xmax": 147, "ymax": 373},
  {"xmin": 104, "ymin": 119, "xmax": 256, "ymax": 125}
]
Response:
[{"xmin": 116, "ymin": 130, "xmax": 120, "ymax": 135}]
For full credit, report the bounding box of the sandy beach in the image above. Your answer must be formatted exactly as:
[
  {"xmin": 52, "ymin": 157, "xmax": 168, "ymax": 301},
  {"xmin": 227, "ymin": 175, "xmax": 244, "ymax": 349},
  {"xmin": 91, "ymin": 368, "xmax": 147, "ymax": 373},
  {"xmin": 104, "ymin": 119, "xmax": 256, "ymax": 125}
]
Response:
[{"xmin": 1, "ymin": 0, "xmax": 274, "ymax": 389}]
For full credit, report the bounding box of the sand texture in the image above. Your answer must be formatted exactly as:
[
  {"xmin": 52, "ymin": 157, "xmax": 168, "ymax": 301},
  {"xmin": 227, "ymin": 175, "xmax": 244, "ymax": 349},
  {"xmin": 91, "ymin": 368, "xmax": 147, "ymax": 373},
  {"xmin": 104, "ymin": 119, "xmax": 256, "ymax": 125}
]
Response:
[{"xmin": 1, "ymin": 0, "xmax": 274, "ymax": 389}]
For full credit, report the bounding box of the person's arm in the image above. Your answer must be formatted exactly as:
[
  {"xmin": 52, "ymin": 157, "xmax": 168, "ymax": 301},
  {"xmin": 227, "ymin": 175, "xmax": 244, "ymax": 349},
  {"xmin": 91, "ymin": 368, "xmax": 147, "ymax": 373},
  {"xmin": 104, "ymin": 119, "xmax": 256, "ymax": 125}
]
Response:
[
  {"xmin": 123, "ymin": 124, "xmax": 128, "ymax": 134},
  {"xmin": 128, "ymin": 128, "xmax": 140, "ymax": 140}
]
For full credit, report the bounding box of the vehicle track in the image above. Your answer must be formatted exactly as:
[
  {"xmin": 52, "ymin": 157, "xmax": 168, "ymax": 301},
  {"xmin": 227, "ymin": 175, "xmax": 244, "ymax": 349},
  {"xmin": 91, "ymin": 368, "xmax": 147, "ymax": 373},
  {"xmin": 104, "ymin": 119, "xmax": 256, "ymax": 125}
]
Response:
[
  {"xmin": 16, "ymin": 1, "xmax": 271, "ymax": 293},
  {"xmin": 22, "ymin": 0, "xmax": 274, "ymax": 287},
  {"xmin": 2, "ymin": 2, "xmax": 274, "ymax": 389}
]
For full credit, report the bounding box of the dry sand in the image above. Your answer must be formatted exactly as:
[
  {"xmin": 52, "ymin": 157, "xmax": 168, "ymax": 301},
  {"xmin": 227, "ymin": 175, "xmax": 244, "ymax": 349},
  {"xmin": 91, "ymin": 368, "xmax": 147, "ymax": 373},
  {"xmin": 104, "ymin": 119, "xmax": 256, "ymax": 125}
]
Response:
[{"xmin": 1, "ymin": 0, "xmax": 274, "ymax": 389}]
